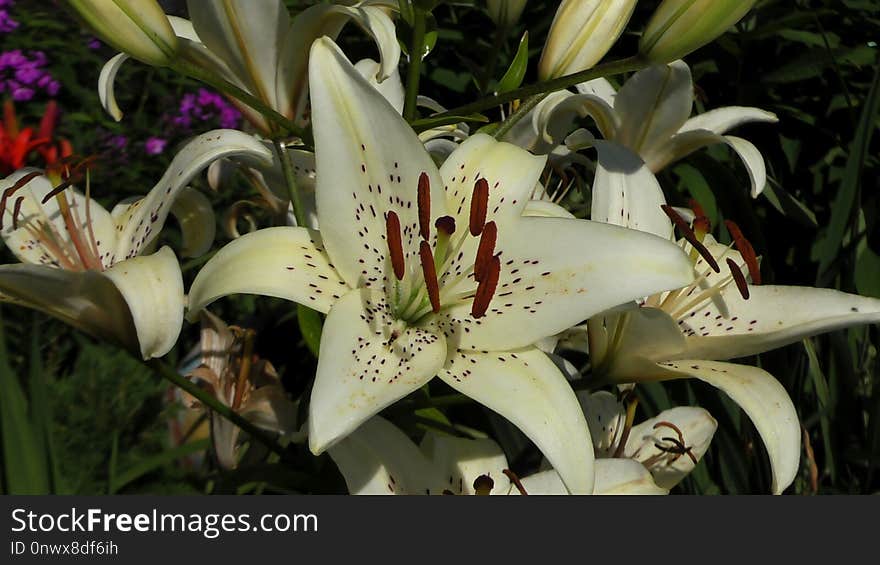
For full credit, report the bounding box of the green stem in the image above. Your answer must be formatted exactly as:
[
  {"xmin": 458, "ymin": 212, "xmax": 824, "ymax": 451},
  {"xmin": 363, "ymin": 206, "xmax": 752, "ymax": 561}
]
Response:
[
  {"xmin": 403, "ymin": 7, "xmax": 427, "ymax": 121},
  {"xmin": 493, "ymin": 93, "xmax": 547, "ymax": 139},
  {"xmin": 273, "ymin": 139, "xmax": 307, "ymax": 228},
  {"xmin": 172, "ymin": 59, "xmax": 303, "ymax": 138},
  {"xmin": 411, "ymin": 55, "xmax": 645, "ymax": 131},
  {"xmin": 146, "ymin": 359, "xmax": 286, "ymax": 456}
]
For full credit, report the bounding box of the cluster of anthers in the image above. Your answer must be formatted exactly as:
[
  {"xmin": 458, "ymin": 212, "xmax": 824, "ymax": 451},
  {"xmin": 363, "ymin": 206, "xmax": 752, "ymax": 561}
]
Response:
[
  {"xmin": 383, "ymin": 172, "xmax": 502, "ymax": 324},
  {"xmin": 638, "ymin": 201, "xmax": 762, "ymax": 336},
  {"xmin": 0, "ymin": 156, "xmax": 104, "ymax": 271}
]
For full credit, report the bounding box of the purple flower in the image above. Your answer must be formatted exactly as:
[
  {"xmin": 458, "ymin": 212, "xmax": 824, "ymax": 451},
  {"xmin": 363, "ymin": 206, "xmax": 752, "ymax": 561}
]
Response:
[
  {"xmin": 86, "ymin": 37, "xmax": 102, "ymax": 50},
  {"xmin": 107, "ymin": 134, "xmax": 128, "ymax": 149},
  {"xmin": 11, "ymin": 85, "xmax": 32, "ymax": 101},
  {"xmin": 0, "ymin": 49, "xmax": 59, "ymax": 99},
  {"xmin": 166, "ymin": 88, "xmax": 242, "ymax": 133},
  {"xmin": 144, "ymin": 136, "xmax": 167, "ymax": 155}
]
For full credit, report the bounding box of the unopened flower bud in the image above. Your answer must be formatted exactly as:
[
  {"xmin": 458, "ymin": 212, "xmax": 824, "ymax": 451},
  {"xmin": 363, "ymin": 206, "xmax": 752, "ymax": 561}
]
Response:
[
  {"xmin": 67, "ymin": 0, "xmax": 178, "ymax": 66},
  {"xmin": 487, "ymin": 0, "xmax": 528, "ymax": 28},
  {"xmin": 639, "ymin": 0, "xmax": 758, "ymax": 63},
  {"xmin": 538, "ymin": 0, "xmax": 637, "ymax": 81}
]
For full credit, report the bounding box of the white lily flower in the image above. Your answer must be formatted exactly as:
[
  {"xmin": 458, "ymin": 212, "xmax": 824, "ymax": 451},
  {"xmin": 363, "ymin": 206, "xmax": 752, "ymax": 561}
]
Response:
[
  {"xmin": 188, "ymin": 38, "xmax": 696, "ymax": 493},
  {"xmin": 577, "ymin": 196, "xmax": 880, "ymax": 493},
  {"xmin": 98, "ymin": 0, "xmax": 400, "ymax": 134},
  {"xmin": 505, "ymin": 59, "xmax": 777, "ymax": 199},
  {"xmin": 328, "ymin": 415, "xmax": 669, "ymax": 495},
  {"xmin": 0, "ymin": 130, "xmax": 272, "ymax": 359}
]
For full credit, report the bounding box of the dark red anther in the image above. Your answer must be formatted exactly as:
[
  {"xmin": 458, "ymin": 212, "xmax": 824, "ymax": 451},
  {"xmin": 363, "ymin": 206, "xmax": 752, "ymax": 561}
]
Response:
[
  {"xmin": 469, "ymin": 178, "xmax": 489, "ymax": 236},
  {"xmin": 688, "ymin": 198, "xmax": 711, "ymax": 234},
  {"xmin": 0, "ymin": 171, "xmax": 41, "ymax": 229},
  {"xmin": 724, "ymin": 220, "xmax": 761, "ymax": 285},
  {"xmin": 471, "ymin": 254, "xmax": 500, "ymax": 318},
  {"xmin": 11, "ymin": 196, "xmax": 24, "ymax": 230},
  {"xmin": 417, "ymin": 172, "xmax": 431, "ymax": 241},
  {"xmin": 385, "ymin": 211, "xmax": 405, "ymax": 281},
  {"xmin": 419, "ymin": 240, "xmax": 441, "ymax": 313},
  {"xmin": 473, "ymin": 221, "xmax": 497, "ymax": 283},
  {"xmin": 435, "ymin": 215, "xmax": 456, "ymax": 236},
  {"xmin": 726, "ymin": 258, "xmax": 750, "ymax": 300},
  {"xmin": 40, "ymin": 177, "xmax": 78, "ymax": 204},
  {"xmin": 661, "ymin": 205, "xmax": 720, "ymax": 273}
]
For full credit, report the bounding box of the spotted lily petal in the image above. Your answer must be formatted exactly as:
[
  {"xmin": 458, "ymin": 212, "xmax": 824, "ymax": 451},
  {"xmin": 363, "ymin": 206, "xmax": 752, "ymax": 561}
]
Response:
[
  {"xmin": 613, "ymin": 61, "xmax": 693, "ymax": 154},
  {"xmin": 328, "ymin": 416, "xmax": 444, "ymax": 495},
  {"xmin": 113, "ymin": 129, "xmax": 272, "ymax": 262},
  {"xmin": 446, "ymin": 215, "xmax": 693, "ymax": 351},
  {"xmin": 625, "ymin": 406, "xmax": 717, "ymax": 489},
  {"xmin": 594, "ymin": 458, "xmax": 668, "ymax": 494},
  {"xmin": 420, "ymin": 432, "xmax": 511, "ymax": 495},
  {"xmin": 309, "ymin": 289, "xmax": 448, "ymax": 454},
  {"xmin": 590, "ymin": 141, "xmax": 672, "ymax": 239},
  {"xmin": 579, "ymin": 390, "xmax": 625, "ymax": 457},
  {"xmin": 308, "ymin": 38, "xmax": 447, "ymax": 288},
  {"xmin": 187, "ymin": 226, "xmax": 347, "ymax": 318},
  {"xmin": 103, "ymin": 246, "xmax": 184, "ymax": 359},
  {"xmin": 658, "ymin": 360, "xmax": 800, "ymax": 494},
  {"xmin": 437, "ymin": 347, "xmax": 594, "ymax": 494},
  {"xmin": 682, "ymin": 283, "xmax": 880, "ymax": 361}
]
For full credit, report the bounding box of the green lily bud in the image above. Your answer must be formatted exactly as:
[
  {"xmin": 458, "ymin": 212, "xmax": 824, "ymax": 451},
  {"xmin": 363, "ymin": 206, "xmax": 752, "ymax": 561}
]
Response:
[
  {"xmin": 538, "ymin": 0, "xmax": 637, "ymax": 81},
  {"xmin": 639, "ymin": 0, "xmax": 757, "ymax": 63},
  {"xmin": 67, "ymin": 0, "xmax": 178, "ymax": 66},
  {"xmin": 486, "ymin": 0, "xmax": 528, "ymax": 28}
]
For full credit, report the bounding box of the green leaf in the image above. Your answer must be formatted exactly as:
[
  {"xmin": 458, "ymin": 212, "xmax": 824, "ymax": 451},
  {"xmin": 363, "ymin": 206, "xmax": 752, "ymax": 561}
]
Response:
[
  {"xmin": 816, "ymin": 58, "xmax": 880, "ymax": 278},
  {"xmin": 804, "ymin": 339, "xmax": 837, "ymax": 483},
  {"xmin": 673, "ymin": 163, "xmax": 720, "ymax": 228},
  {"xmin": 0, "ymin": 310, "xmax": 49, "ymax": 494},
  {"xmin": 412, "ymin": 112, "xmax": 489, "ymax": 132},
  {"xmin": 855, "ymin": 239, "xmax": 880, "ymax": 297},
  {"xmin": 496, "ymin": 31, "xmax": 529, "ymax": 94},
  {"xmin": 109, "ymin": 439, "xmax": 210, "ymax": 494},
  {"xmin": 297, "ymin": 304, "xmax": 323, "ymax": 358}
]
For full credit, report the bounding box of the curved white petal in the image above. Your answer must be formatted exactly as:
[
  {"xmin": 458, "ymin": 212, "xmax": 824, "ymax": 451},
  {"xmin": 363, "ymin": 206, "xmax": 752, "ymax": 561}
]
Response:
[
  {"xmin": 660, "ymin": 360, "xmax": 800, "ymax": 494},
  {"xmin": 594, "ymin": 458, "xmax": 668, "ymax": 495},
  {"xmin": 614, "ymin": 61, "xmax": 693, "ymax": 155},
  {"xmin": 420, "ymin": 432, "xmax": 511, "ymax": 495},
  {"xmin": 308, "ymin": 38, "xmax": 447, "ymax": 288},
  {"xmin": 103, "ymin": 246, "xmax": 185, "ymax": 359},
  {"xmin": 354, "ymin": 58, "xmax": 404, "ymax": 114},
  {"xmin": 447, "ymin": 216, "xmax": 694, "ymax": 351},
  {"xmin": 309, "ymin": 289, "xmax": 447, "ymax": 454},
  {"xmin": 511, "ymin": 469, "xmax": 568, "ymax": 495},
  {"xmin": 113, "ymin": 129, "xmax": 272, "ymax": 261},
  {"xmin": 98, "ymin": 53, "xmax": 129, "ymax": 122},
  {"xmin": 187, "ymin": 0, "xmax": 289, "ymax": 111},
  {"xmin": 0, "ymin": 263, "xmax": 139, "ymax": 353},
  {"xmin": 578, "ymin": 390, "xmax": 625, "ymax": 457},
  {"xmin": 625, "ymin": 406, "xmax": 717, "ymax": 489},
  {"xmin": 595, "ymin": 305, "xmax": 688, "ymax": 381},
  {"xmin": 328, "ymin": 416, "xmax": 443, "ymax": 495},
  {"xmin": 680, "ymin": 106, "xmax": 778, "ymax": 137},
  {"xmin": 278, "ymin": 3, "xmax": 401, "ymax": 121},
  {"xmin": 439, "ymin": 133, "xmax": 546, "ymax": 233},
  {"xmin": 523, "ymin": 200, "xmax": 575, "ymax": 219},
  {"xmin": 575, "ymin": 77, "xmax": 617, "ymax": 106},
  {"xmin": 437, "ymin": 347, "xmax": 594, "ymax": 494},
  {"xmin": 590, "ymin": 141, "xmax": 672, "ymax": 239},
  {"xmin": 169, "ymin": 187, "xmax": 215, "ymax": 258},
  {"xmin": 683, "ymin": 284, "xmax": 880, "ymax": 361},
  {"xmin": 187, "ymin": 226, "xmax": 347, "ymax": 317}
]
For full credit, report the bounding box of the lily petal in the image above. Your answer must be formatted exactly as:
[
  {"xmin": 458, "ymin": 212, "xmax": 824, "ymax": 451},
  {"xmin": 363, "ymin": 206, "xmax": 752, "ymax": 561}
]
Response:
[
  {"xmin": 590, "ymin": 140, "xmax": 672, "ymax": 239},
  {"xmin": 328, "ymin": 415, "xmax": 443, "ymax": 494},
  {"xmin": 594, "ymin": 305, "xmax": 687, "ymax": 380},
  {"xmin": 645, "ymin": 130, "xmax": 768, "ymax": 196},
  {"xmin": 437, "ymin": 347, "xmax": 595, "ymax": 494},
  {"xmin": 169, "ymin": 187, "xmax": 215, "ymax": 258},
  {"xmin": 614, "ymin": 61, "xmax": 693, "ymax": 154},
  {"xmin": 659, "ymin": 360, "xmax": 800, "ymax": 494},
  {"xmin": 578, "ymin": 390, "xmax": 625, "ymax": 456},
  {"xmin": 420, "ymin": 432, "xmax": 511, "ymax": 495},
  {"xmin": 512, "ymin": 469, "xmax": 568, "ymax": 495},
  {"xmin": 308, "ymin": 38, "xmax": 447, "ymax": 288},
  {"xmin": 0, "ymin": 263, "xmax": 138, "ymax": 353},
  {"xmin": 309, "ymin": 289, "xmax": 447, "ymax": 454},
  {"xmin": 103, "ymin": 246, "xmax": 185, "ymax": 359},
  {"xmin": 448, "ymin": 215, "xmax": 694, "ymax": 351},
  {"xmin": 679, "ymin": 106, "xmax": 778, "ymax": 137},
  {"xmin": 625, "ymin": 406, "xmax": 717, "ymax": 489},
  {"xmin": 97, "ymin": 53, "xmax": 128, "ymax": 121},
  {"xmin": 278, "ymin": 3, "xmax": 401, "ymax": 122},
  {"xmin": 355, "ymin": 58, "xmax": 404, "ymax": 115},
  {"xmin": 113, "ymin": 129, "xmax": 272, "ymax": 262},
  {"xmin": 594, "ymin": 458, "xmax": 668, "ymax": 494},
  {"xmin": 187, "ymin": 0, "xmax": 289, "ymax": 111},
  {"xmin": 187, "ymin": 226, "xmax": 346, "ymax": 318},
  {"xmin": 683, "ymin": 284, "xmax": 880, "ymax": 361}
]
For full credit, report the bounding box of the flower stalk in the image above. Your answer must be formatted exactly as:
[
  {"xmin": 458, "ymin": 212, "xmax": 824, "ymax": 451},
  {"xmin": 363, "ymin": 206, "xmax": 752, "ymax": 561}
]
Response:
[{"xmin": 403, "ymin": 5, "xmax": 428, "ymax": 121}]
